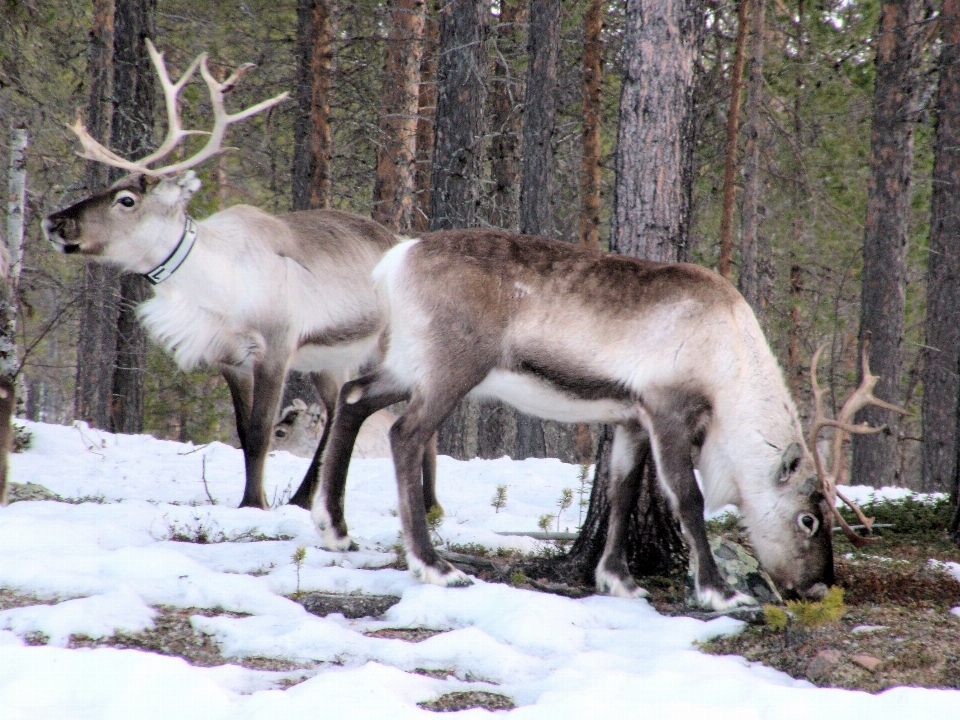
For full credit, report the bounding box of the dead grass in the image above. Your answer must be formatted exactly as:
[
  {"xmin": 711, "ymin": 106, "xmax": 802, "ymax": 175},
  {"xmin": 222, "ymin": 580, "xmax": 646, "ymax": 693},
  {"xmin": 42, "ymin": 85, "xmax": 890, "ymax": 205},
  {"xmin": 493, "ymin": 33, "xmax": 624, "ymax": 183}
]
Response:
[
  {"xmin": 418, "ymin": 691, "xmax": 515, "ymax": 712},
  {"xmin": 365, "ymin": 627, "xmax": 445, "ymax": 643}
]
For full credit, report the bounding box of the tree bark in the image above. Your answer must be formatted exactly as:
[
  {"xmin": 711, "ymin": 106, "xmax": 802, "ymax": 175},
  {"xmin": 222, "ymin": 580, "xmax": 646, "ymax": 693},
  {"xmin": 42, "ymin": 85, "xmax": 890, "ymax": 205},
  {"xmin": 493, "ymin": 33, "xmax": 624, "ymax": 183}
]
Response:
[
  {"xmin": 579, "ymin": 0, "xmax": 603, "ymax": 253},
  {"xmin": 293, "ymin": 0, "xmax": 333, "ymax": 212},
  {"xmin": 717, "ymin": 0, "xmax": 748, "ymax": 281},
  {"xmin": 413, "ymin": 3, "xmax": 439, "ymax": 233},
  {"xmin": 519, "ymin": 0, "xmax": 560, "ymax": 240},
  {"xmin": 738, "ymin": 0, "xmax": 766, "ymax": 312},
  {"xmin": 566, "ymin": 0, "xmax": 701, "ymax": 581},
  {"xmin": 430, "ymin": 0, "xmax": 488, "ymax": 459},
  {"xmin": 610, "ymin": 0, "xmax": 701, "ymax": 263},
  {"xmin": 487, "ymin": 0, "xmax": 524, "ymax": 231},
  {"xmin": 75, "ymin": 0, "xmax": 120, "ymax": 430},
  {"xmin": 852, "ymin": 0, "xmax": 923, "ymax": 487},
  {"xmin": 109, "ymin": 0, "xmax": 156, "ymax": 435},
  {"xmin": 372, "ymin": 0, "xmax": 425, "ymax": 232},
  {"xmin": 923, "ymin": 0, "xmax": 960, "ymax": 502}
]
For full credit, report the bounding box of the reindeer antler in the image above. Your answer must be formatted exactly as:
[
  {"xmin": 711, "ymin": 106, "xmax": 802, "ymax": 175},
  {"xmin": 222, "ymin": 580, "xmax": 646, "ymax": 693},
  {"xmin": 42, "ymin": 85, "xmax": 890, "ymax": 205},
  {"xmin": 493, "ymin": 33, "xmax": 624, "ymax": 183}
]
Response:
[
  {"xmin": 809, "ymin": 334, "xmax": 909, "ymax": 547},
  {"xmin": 69, "ymin": 40, "xmax": 288, "ymax": 177}
]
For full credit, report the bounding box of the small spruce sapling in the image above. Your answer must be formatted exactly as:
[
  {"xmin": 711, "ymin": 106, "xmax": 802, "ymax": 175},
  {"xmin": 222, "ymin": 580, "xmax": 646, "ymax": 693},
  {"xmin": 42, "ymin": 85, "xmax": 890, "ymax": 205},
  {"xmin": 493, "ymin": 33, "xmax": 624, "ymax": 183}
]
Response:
[
  {"xmin": 426, "ymin": 505, "xmax": 445, "ymax": 545},
  {"xmin": 556, "ymin": 488, "xmax": 573, "ymax": 532},
  {"xmin": 491, "ymin": 484, "xmax": 507, "ymax": 513},
  {"xmin": 292, "ymin": 546, "xmax": 307, "ymax": 598},
  {"xmin": 576, "ymin": 463, "xmax": 591, "ymax": 529},
  {"xmin": 763, "ymin": 586, "xmax": 846, "ymax": 647}
]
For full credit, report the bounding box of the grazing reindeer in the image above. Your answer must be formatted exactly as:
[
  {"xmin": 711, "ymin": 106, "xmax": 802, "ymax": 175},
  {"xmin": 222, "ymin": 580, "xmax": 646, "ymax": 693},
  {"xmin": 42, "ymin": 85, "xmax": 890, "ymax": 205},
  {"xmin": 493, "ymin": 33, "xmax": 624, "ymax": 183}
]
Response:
[
  {"xmin": 43, "ymin": 41, "xmax": 438, "ymax": 512},
  {"xmin": 315, "ymin": 229, "xmax": 836, "ymax": 611},
  {"xmin": 273, "ymin": 399, "xmax": 395, "ymax": 459}
]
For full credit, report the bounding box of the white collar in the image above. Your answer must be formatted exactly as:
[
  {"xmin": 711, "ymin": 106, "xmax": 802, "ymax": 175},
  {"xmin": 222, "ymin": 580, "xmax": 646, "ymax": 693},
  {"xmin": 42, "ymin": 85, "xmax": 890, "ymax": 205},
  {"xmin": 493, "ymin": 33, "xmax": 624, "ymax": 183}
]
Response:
[{"xmin": 143, "ymin": 216, "xmax": 197, "ymax": 285}]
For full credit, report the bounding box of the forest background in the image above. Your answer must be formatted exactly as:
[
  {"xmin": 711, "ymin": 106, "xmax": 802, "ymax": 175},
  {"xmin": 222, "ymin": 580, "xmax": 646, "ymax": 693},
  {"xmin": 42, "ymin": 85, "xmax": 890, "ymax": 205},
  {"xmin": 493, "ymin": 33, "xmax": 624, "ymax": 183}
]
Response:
[{"xmin": 0, "ymin": 0, "xmax": 948, "ymax": 507}]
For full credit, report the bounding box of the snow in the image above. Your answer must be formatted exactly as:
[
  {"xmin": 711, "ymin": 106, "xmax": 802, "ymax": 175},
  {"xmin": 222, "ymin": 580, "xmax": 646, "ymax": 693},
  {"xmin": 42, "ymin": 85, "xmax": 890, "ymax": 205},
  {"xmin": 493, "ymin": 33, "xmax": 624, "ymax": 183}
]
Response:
[{"xmin": 0, "ymin": 420, "xmax": 958, "ymax": 718}]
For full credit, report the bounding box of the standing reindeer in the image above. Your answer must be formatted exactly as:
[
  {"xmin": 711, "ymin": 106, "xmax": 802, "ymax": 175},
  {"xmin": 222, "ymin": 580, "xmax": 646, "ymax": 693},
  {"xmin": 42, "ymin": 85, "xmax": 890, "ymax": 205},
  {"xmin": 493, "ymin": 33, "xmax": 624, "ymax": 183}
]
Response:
[
  {"xmin": 43, "ymin": 41, "xmax": 438, "ymax": 512},
  {"xmin": 314, "ymin": 229, "xmax": 839, "ymax": 612}
]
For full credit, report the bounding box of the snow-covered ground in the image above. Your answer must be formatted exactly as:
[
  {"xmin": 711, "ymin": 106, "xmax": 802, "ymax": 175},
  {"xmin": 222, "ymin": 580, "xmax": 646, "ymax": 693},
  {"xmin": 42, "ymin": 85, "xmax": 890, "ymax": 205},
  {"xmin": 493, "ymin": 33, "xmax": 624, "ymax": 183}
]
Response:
[{"xmin": 0, "ymin": 420, "xmax": 958, "ymax": 718}]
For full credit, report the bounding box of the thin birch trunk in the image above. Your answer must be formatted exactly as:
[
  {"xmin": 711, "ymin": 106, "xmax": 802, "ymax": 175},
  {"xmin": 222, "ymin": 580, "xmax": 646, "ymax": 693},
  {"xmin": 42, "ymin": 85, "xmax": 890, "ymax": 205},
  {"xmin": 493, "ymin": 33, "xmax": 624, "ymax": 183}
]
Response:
[{"xmin": 579, "ymin": 0, "xmax": 603, "ymax": 252}]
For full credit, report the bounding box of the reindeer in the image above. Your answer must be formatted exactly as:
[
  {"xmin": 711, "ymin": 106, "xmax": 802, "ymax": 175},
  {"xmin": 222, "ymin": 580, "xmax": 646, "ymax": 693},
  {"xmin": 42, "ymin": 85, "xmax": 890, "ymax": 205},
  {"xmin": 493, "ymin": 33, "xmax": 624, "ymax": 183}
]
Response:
[
  {"xmin": 313, "ymin": 229, "xmax": 841, "ymax": 612},
  {"xmin": 273, "ymin": 399, "xmax": 395, "ymax": 459},
  {"xmin": 43, "ymin": 41, "xmax": 438, "ymax": 512}
]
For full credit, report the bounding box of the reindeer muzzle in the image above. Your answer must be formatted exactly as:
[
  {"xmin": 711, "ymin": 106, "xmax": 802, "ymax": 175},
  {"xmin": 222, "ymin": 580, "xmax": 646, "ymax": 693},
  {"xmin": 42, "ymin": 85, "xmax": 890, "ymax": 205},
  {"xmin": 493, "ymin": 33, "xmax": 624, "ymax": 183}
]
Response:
[{"xmin": 43, "ymin": 215, "xmax": 81, "ymax": 253}]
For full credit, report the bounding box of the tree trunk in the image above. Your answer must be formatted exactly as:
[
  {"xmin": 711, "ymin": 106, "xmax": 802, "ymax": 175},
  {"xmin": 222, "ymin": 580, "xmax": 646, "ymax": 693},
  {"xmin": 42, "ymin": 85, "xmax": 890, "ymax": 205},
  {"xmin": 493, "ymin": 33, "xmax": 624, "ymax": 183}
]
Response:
[
  {"xmin": 109, "ymin": 0, "xmax": 156, "ymax": 435},
  {"xmin": 293, "ymin": 0, "xmax": 333, "ymax": 212},
  {"xmin": 852, "ymin": 0, "xmax": 923, "ymax": 487},
  {"xmin": 487, "ymin": 0, "xmax": 524, "ymax": 232},
  {"xmin": 610, "ymin": 0, "xmax": 701, "ymax": 264},
  {"xmin": 75, "ymin": 0, "xmax": 120, "ymax": 430},
  {"xmin": 579, "ymin": 0, "xmax": 603, "ymax": 253},
  {"xmin": 519, "ymin": 0, "xmax": 560, "ymax": 240},
  {"xmin": 565, "ymin": 0, "xmax": 701, "ymax": 582},
  {"xmin": 717, "ymin": 0, "xmax": 748, "ymax": 281},
  {"xmin": 923, "ymin": 0, "xmax": 960, "ymax": 503},
  {"xmin": 429, "ymin": 0, "xmax": 487, "ymax": 232},
  {"xmin": 413, "ymin": 3, "xmax": 439, "ymax": 233},
  {"xmin": 372, "ymin": 0, "xmax": 425, "ymax": 232},
  {"xmin": 429, "ymin": 0, "xmax": 488, "ymax": 459},
  {"xmin": 738, "ymin": 0, "xmax": 766, "ymax": 313}
]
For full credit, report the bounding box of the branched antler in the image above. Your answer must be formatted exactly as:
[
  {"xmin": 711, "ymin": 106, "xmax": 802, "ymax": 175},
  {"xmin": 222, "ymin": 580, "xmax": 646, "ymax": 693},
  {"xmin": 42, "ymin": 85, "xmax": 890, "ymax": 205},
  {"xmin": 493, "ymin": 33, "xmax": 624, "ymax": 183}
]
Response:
[
  {"xmin": 69, "ymin": 40, "xmax": 288, "ymax": 177},
  {"xmin": 808, "ymin": 334, "xmax": 909, "ymax": 547}
]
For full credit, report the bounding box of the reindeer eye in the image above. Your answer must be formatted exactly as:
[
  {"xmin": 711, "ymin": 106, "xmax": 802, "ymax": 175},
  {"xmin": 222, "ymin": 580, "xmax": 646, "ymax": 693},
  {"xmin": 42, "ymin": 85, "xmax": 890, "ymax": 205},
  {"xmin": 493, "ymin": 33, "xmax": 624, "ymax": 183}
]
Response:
[
  {"xmin": 797, "ymin": 513, "xmax": 819, "ymax": 535},
  {"xmin": 115, "ymin": 193, "xmax": 137, "ymax": 208},
  {"xmin": 275, "ymin": 428, "xmax": 287, "ymax": 438}
]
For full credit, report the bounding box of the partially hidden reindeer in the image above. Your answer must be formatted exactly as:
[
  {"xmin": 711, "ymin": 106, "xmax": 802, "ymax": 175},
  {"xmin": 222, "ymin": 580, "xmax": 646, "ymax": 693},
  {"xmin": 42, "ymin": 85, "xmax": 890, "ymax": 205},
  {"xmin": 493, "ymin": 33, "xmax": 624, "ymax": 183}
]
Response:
[
  {"xmin": 315, "ymin": 229, "xmax": 843, "ymax": 612},
  {"xmin": 43, "ymin": 41, "xmax": 437, "ymax": 512}
]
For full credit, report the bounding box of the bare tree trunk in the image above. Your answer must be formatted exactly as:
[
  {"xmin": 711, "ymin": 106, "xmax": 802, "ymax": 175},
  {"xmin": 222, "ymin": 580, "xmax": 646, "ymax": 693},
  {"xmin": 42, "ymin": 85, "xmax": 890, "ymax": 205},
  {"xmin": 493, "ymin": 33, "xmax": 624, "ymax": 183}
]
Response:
[
  {"xmin": 413, "ymin": 3, "xmax": 439, "ymax": 233},
  {"xmin": 75, "ymin": 0, "xmax": 119, "ymax": 430},
  {"xmin": 109, "ymin": 0, "xmax": 156, "ymax": 435},
  {"xmin": 717, "ymin": 0, "xmax": 748, "ymax": 281},
  {"xmin": 519, "ymin": 0, "xmax": 560, "ymax": 240},
  {"xmin": 293, "ymin": 0, "xmax": 333, "ymax": 211},
  {"xmin": 852, "ymin": 0, "xmax": 923, "ymax": 487},
  {"xmin": 372, "ymin": 0, "xmax": 425, "ymax": 232},
  {"xmin": 923, "ymin": 0, "xmax": 960, "ymax": 503},
  {"xmin": 610, "ymin": 0, "xmax": 701, "ymax": 263},
  {"xmin": 738, "ymin": 0, "xmax": 765, "ymax": 312},
  {"xmin": 0, "ymin": 127, "xmax": 27, "ymax": 504},
  {"xmin": 566, "ymin": 0, "xmax": 701, "ymax": 581},
  {"xmin": 429, "ymin": 0, "xmax": 487, "ymax": 231},
  {"xmin": 579, "ymin": 0, "xmax": 603, "ymax": 252},
  {"xmin": 431, "ymin": 0, "xmax": 488, "ymax": 459},
  {"xmin": 487, "ymin": 0, "xmax": 524, "ymax": 231}
]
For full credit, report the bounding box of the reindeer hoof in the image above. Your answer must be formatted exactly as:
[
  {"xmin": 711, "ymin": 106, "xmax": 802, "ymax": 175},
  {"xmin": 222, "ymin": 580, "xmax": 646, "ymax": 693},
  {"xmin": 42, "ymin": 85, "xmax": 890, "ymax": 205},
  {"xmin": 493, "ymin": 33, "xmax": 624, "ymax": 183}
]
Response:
[
  {"xmin": 697, "ymin": 587, "xmax": 757, "ymax": 612},
  {"xmin": 320, "ymin": 527, "xmax": 356, "ymax": 552},
  {"xmin": 596, "ymin": 569, "xmax": 649, "ymax": 599},
  {"xmin": 408, "ymin": 557, "xmax": 473, "ymax": 588}
]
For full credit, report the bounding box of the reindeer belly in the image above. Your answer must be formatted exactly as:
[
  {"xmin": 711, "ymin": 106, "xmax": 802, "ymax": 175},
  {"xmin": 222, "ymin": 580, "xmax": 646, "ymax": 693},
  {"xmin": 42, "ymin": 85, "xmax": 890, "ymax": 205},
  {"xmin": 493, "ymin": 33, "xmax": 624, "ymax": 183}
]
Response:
[
  {"xmin": 289, "ymin": 335, "xmax": 379, "ymax": 375},
  {"xmin": 469, "ymin": 370, "xmax": 635, "ymax": 424}
]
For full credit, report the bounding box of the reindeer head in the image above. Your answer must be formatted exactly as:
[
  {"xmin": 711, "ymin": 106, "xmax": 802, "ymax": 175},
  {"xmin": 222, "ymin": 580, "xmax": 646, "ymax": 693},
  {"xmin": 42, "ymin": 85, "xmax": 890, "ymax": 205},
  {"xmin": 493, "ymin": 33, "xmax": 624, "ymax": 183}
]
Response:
[{"xmin": 43, "ymin": 40, "xmax": 287, "ymax": 275}]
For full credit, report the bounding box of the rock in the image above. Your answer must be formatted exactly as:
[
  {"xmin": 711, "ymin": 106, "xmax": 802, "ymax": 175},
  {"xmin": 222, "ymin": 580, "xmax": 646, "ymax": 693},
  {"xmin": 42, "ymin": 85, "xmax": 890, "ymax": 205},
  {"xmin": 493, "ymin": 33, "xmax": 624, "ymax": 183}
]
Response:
[
  {"xmin": 689, "ymin": 536, "xmax": 783, "ymax": 606},
  {"xmin": 805, "ymin": 648, "xmax": 842, "ymax": 682},
  {"xmin": 296, "ymin": 592, "xmax": 401, "ymax": 619},
  {"xmin": 851, "ymin": 654, "xmax": 883, "ymax": 672}
]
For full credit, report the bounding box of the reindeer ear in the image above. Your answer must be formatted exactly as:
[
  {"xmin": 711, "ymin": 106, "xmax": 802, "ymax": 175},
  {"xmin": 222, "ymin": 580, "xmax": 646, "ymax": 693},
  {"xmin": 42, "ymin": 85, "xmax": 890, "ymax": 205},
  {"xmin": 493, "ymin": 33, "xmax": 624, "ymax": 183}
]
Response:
[
  {"xmin": 175, "ymin": 170, "xmax": 202, "ymax": 199},
  {"xmin": 776, "ymin": 442, "xmax": 803, "ymax": 483}
]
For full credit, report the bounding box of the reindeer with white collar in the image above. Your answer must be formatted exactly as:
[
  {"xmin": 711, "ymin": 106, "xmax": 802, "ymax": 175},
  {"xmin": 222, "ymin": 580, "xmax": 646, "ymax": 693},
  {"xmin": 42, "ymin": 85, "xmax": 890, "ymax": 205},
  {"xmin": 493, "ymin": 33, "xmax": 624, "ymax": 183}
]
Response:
[{"xmin": 44, "ymin": 41, "xmax": 438, "ymax": 513}]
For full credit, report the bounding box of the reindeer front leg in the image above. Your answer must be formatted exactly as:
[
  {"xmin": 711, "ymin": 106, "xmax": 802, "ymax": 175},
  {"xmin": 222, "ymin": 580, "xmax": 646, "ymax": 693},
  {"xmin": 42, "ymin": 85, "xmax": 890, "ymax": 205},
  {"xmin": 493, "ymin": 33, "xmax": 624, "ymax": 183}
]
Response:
[
  {"xmin": 237, "ymin": 356, "xmax": 287, "ymax": 510},
  {"xmin": 595, "ymin": 422, "xmax": 650, "ymax": 599},
  {"xmin": 643, "ymin": 403, "xmax": 756, "ymax": 612}
]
